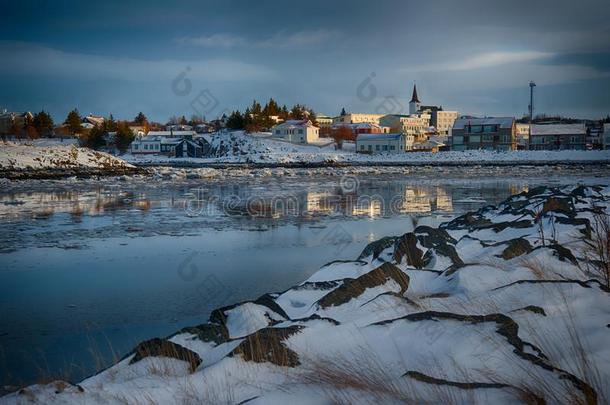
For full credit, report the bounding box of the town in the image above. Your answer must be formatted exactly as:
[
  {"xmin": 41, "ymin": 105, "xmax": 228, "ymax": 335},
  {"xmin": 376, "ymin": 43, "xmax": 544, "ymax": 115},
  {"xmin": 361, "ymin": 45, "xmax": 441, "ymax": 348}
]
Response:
[{"xmin": 2, "ymin": 83, "xmax": 610, "ymax": 160}]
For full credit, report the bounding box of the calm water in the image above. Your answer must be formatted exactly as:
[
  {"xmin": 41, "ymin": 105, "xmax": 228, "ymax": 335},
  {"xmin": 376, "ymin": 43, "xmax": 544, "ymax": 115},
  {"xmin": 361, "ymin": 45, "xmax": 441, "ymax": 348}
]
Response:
[{"xmin": 0, "ymin": 166, "xmax": 608, "ymax": 390}]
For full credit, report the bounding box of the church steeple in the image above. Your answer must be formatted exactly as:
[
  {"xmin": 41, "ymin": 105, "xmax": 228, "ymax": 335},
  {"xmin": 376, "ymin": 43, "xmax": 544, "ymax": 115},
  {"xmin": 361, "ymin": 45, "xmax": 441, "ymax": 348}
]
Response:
[{"xmin": 410, "ymin": 84, "xmax": 421, "ymax": 103}]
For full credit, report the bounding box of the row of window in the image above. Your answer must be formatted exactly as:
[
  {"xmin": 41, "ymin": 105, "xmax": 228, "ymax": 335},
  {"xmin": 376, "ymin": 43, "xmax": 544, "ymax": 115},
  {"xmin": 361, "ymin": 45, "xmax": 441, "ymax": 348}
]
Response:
[
  {"xmin": 133, "ymin": 143, "xmax": 160, "ymax": 150},
  {"xmin": 276, "ymin": 129, "xmax": 304, "ymax": 135},
  {"xmin": 359, "ymin": 144, "xmax": 399, "ymax": 151}
]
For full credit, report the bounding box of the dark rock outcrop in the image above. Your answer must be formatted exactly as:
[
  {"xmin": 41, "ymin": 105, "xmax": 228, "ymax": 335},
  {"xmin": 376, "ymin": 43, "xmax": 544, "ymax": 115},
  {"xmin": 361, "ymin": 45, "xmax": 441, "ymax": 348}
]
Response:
[
  {"xmin": 129, "ymin": 338, "xmax": 202, "ymax": 372},
  {"xmin": 230, "ymin": 326, "xmax": 303, "ymax": 367},
  {"xmin": 318, "ymin": 262, "xmax": 409, "ymax": 308},
  {"xmin": 500, "ymin": 238, "xmax": 533, "ymax": 260}
]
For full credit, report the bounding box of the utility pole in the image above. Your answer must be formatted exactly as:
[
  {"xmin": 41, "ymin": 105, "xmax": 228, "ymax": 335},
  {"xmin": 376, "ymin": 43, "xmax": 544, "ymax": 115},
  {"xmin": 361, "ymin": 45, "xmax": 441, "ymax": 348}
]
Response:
[{"xmin": 528, "ymin": 81, "xmax": 536, "ymax": 150}]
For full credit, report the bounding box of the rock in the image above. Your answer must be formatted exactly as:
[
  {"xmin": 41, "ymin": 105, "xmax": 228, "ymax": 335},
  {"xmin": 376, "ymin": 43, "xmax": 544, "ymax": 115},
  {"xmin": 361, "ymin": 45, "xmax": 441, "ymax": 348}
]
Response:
[
  {"xmin": 129, "ymin": 338, "xmax": 202, "ymax": 372},
  {"xmin": 230, "ymin": 326, "xmax": 303, "ymax": 367},
  {"xmin": 393, "ymin": 233, "xmax": 426, "ymax": 268},
  {"xmin": 318, "ymin": 262, "xmax": 409, "ymax": 308},
  {"xmin": 500, "ymin": 238, "xmax": 533, "ymax": 260},
  {"xmin": 358, "ymin": 236, "xmax": 397, "ymax": 260},
  {"xmin": 178, "ymin": 323, "xmax": 229, "ymax": 345}
]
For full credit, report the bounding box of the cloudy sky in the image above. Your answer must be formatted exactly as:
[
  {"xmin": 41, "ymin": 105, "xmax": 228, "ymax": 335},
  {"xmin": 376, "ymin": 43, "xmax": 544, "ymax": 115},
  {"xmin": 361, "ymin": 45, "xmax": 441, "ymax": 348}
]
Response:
[{"xmin": 1, "ymin": 0, "xmax": 609, "ymax": 122}]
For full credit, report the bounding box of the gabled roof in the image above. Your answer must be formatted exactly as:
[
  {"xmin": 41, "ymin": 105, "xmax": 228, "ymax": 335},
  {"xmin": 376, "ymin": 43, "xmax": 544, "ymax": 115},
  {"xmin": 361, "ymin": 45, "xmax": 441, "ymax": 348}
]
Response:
[
  {"xmin": 530, "ymin": 124, "xmax": 586, "ymax": 135},
  {"xmin": 273, "ymin": 119, "xmax": 316, "ymax": 129},
  {"xmin": 410, "ymin": 84, "xmax": 421, "ymax": 103},
  {"xmin": 453, "ymin": 117, "xmax": 515, "ymax": 129}
]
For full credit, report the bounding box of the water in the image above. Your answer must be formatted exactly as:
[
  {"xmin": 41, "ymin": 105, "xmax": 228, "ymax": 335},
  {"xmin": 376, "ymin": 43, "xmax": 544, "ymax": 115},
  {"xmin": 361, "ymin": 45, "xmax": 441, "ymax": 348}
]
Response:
[{"xmin": 0, "ymin": 165, "xmax": 608, "ymax": 390}]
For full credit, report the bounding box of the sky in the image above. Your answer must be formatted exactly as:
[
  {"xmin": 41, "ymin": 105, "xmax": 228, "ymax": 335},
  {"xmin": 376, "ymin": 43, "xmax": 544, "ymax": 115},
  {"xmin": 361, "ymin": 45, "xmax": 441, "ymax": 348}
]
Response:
[{"xmin": 1, "ymin": 0, "xmax": 609, "ymax": 123}]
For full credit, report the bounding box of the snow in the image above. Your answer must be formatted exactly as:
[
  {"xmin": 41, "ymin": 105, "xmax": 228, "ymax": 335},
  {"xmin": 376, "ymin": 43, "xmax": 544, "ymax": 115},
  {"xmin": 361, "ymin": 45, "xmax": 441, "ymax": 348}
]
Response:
[
  {"xmin": 0, "ymin": 142, "xmax": 133, "ymax": 170},
  {"xmin": 2, "ymin": 184, "xmax": 609, "ymax": 403},
  {"xmin": 123, "ymin": 131, "xmax": 610, "ymax": 166}
]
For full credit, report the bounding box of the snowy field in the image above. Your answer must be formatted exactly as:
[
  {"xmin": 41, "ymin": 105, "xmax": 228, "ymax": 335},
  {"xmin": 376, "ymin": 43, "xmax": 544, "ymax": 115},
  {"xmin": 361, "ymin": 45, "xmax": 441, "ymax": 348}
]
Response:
[{"xmin": 2, "ymin": 185, "xmax": 609, "ymax": 404}]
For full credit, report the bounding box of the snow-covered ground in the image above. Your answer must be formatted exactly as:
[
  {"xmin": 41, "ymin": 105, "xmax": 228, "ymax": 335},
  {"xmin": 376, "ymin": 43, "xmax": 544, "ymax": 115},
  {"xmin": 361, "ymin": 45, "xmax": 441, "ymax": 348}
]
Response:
[
  {"xmin": 3, "ymin": 185, "xmax": 609, "ymax": 404},
  {"xmin": 124, "ymin": 131, "xmax": 610, "ymax": 166},
  {"xmin": 0, "ymin": 142, "xmax": 133, "ymax": 170}
]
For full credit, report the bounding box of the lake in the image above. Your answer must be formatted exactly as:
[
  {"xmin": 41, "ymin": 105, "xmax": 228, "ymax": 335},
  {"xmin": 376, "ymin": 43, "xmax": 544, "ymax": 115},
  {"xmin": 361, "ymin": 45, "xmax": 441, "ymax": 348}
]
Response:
[{"xmin": 0, "ymin": 165, "xmax": 608, "ymax": 390}]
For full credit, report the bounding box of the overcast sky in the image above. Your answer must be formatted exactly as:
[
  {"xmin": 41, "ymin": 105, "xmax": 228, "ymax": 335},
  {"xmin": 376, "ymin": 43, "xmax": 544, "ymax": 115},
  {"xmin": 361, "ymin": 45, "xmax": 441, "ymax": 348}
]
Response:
[{"xmin": 1, "ymin": 0, "xmax": 609, "ymax": 122}]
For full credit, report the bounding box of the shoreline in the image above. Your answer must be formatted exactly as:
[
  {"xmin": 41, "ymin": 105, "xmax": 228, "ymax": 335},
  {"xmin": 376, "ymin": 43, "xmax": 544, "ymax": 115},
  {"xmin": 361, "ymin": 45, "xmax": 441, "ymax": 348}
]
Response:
[{"xmin": 1, "ymin": 160, "xmax": 609, "ymax": 180}]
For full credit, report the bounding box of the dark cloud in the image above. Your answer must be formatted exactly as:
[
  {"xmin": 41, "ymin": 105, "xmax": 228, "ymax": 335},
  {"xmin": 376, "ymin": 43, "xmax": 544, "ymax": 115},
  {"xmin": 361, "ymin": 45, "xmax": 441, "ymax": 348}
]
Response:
[{"xmin": 1, "ymin": 0, "xmax": 609, "ymax": 121}]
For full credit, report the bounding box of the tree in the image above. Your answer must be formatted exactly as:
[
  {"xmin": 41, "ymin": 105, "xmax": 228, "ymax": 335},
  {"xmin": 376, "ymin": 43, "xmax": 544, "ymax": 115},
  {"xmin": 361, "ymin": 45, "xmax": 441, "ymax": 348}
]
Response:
[
  {"xmin": 104, "ymin": 114, "xmax": 117, "ymax": 132},
  {"xmin": 64, "ymin": 109, "xmax": 83, "ymax": 134},
  {"xmin": 9, "ymin": 122, "xmax": 22, "ymax": 139},
  {"xmin": 33, "ymin": 111, "xmax": 54, "ymax": 137},
  {"xmin": 81, "ymin": 125, "xmax": 105, "ymax": 149},
  {"xmin": 340, "ymin": 107, "xmax": 347, "ymax": 116},
  {"xmin": 115, "ymin": 121, "xmax": 135, "ymax": 153},
  {"xmin": 25, "ymin": 125, "xmax": 39, "ymax": 140},
  {"xmin": 134, "ymin": 112, "xmax": 148, "ymax": 126},
  {"xmin": 179, "ymin": 115, "xmax": 188, "ymax": 125},
  {"xmin": 332, "ymin": 126, "xmax": 353, "ymax": 149},
  {"xmin": 226, "ymin": 111, "xmax": 245, "ymax": 129}
]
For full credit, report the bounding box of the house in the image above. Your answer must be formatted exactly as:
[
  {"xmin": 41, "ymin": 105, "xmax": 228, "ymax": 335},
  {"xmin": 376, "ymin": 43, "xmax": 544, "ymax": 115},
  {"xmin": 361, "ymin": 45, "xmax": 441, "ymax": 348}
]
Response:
[
  {"xmin": 166, "ymin": 124, "xmax": 193, "ymax": 131},
  {"xmin": 430, "ymin": 110, "xmax": 459, "ymax": 135},
  {"xmin": 332, "ymin": 113, "xmax": 385, "ymax": 125},
  {"xmin": 451, "ymin": 117, "xmax": 516, "ymax": 151},
  {"xmin": 356, "ymin": 133, "xmax": 414, "ymax": 154},
  {"xmin": 83, "ymin": 114, "xmax": 105, "ymax": 127},
  {"xmin": 586, "ymin": 123, "xmax": 604, "ymax": 149},
  {"xmin": 271, "ymin": 120, "xmax": 319, "ymax": 144},
  {"xmin": 529, "ymin": 124, "xmax": 586, "ymax": 150},
  {"xmin": 515, "ymin": 123, "xmax": 530, "ymax": 150},
  {"xmin": 0, "ymin": 110, "xmax": 33, "ymax": 134},
  {"xmin": 315, "ymin": 114, "xmax": 333, "ymax": 127},
  {"xmin": 130, "ymin": 136, "xmax": 162, "ymax": 154},
  {"xmin": 379, "ymin": 114, "xmax": 430, "ymax": 141}
]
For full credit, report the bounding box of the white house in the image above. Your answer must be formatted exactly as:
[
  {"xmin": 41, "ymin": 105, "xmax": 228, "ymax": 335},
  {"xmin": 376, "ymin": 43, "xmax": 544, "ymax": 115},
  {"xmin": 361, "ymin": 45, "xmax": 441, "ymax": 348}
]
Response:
[
  {"xmin": 271, "ymin": 120, "xmax": 319, "ymax": 144},
  {"xmin": 356, "ymin": 133, "xmax": 413, "ymax": 154}
]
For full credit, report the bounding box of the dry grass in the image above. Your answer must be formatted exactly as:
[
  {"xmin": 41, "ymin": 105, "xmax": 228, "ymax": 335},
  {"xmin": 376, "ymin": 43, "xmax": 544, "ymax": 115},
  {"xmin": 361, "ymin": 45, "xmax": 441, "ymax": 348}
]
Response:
[{"xmin": 581, "ymin": 209, "xmax": 610, "ymax": 288}]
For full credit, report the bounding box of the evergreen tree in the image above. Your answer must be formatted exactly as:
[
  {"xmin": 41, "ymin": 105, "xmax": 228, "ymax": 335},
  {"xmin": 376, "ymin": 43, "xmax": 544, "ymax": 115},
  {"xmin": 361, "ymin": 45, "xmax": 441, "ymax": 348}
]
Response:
[
  {"xmin": 340, "ymin": 107, "xmax": 347, "ymax": 116},
  {"xmin": 134, "ymin": 112, "xmax": 148, "ymax": 126},
  {"xmin": 179, "ymin": 115, "xmax": 188, "ymax": 125},
  {"xmin": 64, "ymin": 109, "xmax": 83, "ymax": 134},
  {"xmin": 115, "ymin": 121, "xmax": 135, "ymax": 153},
  {"xmin": 104, "ymin": 114, "xmax": 117, "ymax": 132},
  {"xmin": 226, "ymin": 111, "xmax": 245, "ymax": 129},
  {"xmin": 82, "ymin": 125, "xmax": 105, "ymax": 149},
  {"xmin": 33, "ymin": 111, "xmax": 54, "ymax": 137}
]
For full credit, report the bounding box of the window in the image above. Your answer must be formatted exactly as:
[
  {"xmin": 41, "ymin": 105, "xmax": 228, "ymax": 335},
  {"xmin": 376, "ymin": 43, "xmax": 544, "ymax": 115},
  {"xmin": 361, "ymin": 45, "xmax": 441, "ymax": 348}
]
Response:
[
  {"xmin": 360, "ymin": 145, "xmax": 365, "ymax": 151},
  {"xmin": 375, "ymin": 145, "xmax": 380, "ymax": 151},
  {"xmin": 134, "ymin": 144, "xmax": 139, "ymax": 150},
  {"xmin": 155, "ymin": 144, "xmax": 159, "ymax": 149},
  {"xmin": 482, "ymin": 134, "xmax": 493, "ymax": 142},
  {"xmin": 368, "ymin": 145, "xmax": 372, "ymax": 151},
  {"xmin": 390, "ymin": 145, "xmax": 396, "ymax": 150},
  {"xmin": 298, "ymin": 129, "xmax": 303, "ymax": 134},
  {"xmin": 275, "ymin": 130, "xmax": 280, "ymax": 135},
  {"xmin": 382, "ymin": 145, "xmax": 388, "ymax": 151},
  {"xmin": 144, "ymin": 144, "xmax": 148, "ymax": 150}
]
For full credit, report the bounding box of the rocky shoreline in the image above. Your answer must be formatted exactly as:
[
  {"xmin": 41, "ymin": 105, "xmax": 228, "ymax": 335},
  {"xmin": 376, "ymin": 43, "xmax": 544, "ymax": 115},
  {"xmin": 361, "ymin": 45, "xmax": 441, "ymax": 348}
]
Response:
[{"xmin": 2, "ymin": 185, "xmax": 609, "ymax": 404}]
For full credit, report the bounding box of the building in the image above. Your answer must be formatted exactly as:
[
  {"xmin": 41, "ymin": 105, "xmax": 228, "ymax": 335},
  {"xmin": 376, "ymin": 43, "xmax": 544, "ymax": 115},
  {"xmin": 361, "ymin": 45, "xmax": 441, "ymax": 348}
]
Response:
[
  {"xmin": 356, "ymin": 133, "xmax": 414, "ymax": 154},
  {"xmin": 0, "ymin": 110, "xmax": 33, "ymax": 134},
  {"xmin": 586, "ymin": 122, "xmax": 604, "ymax": 149},
  {"xmin": 451, "ymin": 117, "xmax": 516, "ymax": 151},
  {"xmin": 409, "ymin": 85, "xmax": 421, "ymax": 115},
  {"xmin": 83, "ymin": 114, "xmax": 105, "ymax": 127},
  {"xmin": 130, "ymin": 136, "xmax": 207, "ymax": 157},
  {"xmin": 529, "ymin": 124, "xmax": 586, "ymax": 150},
  {"xmin": 430, "ymin": 110, "xmax": 459, "ymax": 135},
  {"xmin": 604, "ymin": 124, "xmax": 610, "ymax": 150},
  {"xmin": 379, "ymin": 114, "xmax": 430, "ymax": 140},
  {"xmin": 332, "ymin": 113, "xmax": 385, "ymax": 125},
  {"xmin": 315, "ymin": 114, "xmax": 333, "ymax": 127},
  {"xmin": 271, "ymin": 120, "xmax": 319, "ymax": 144},
  {"xmin": 515, "ymin": 123, "xmax": 530, "ymax": 150}
]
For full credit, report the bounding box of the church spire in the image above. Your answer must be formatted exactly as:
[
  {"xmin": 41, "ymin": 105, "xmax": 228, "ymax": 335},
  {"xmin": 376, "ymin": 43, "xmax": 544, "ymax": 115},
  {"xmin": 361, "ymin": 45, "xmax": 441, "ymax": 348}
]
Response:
[{"xmin": 410, "ymin": 84, "xmax": 421, "ymax": 103}]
